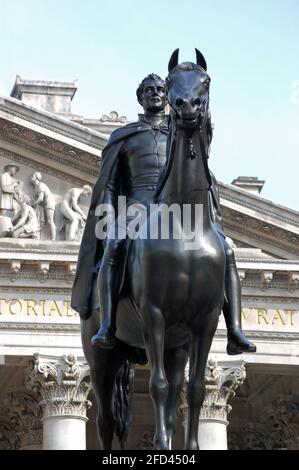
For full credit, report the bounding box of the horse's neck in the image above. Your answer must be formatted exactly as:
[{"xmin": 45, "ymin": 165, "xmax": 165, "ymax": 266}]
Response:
[{"xmin": 159, "ymin": 125, "xmax": 211, "ymax": 212}]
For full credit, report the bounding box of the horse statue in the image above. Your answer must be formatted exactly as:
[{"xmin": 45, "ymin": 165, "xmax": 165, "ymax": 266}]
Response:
[{"xmin": 80, "ymin": 49, "xmax": 226, "ymax": 450}]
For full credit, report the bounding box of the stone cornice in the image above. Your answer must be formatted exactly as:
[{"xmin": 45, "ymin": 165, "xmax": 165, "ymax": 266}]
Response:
[
  {"xmin": 219, "ymin": 181, "xmax": 299, "ymax": 229},
  {"xmin": 222, "ymin": 206, "xmax": 299, "ymax": 259},
  {"xmin": 0, "ymin": 323, "xmax": 80, "ymax": 332},
  {"xmin": 0, "ymin": 94, "xmax": 107, "ymax": 150},
  {"xmin": 0, "ymin": 120, "xmax": 100, "ymax": 183},
  {"xmin": 215, "ymin": 329, "xmax": 299, "ymax": 341},
  {"xmin": 219, "ymin": 181, "xmax": 299, "ymax": 259}
]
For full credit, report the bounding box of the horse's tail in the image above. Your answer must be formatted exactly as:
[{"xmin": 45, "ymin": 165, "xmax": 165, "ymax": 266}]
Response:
[{"xmin": 113, "ymin": 357, "xmax": 135, "ymax": 449}]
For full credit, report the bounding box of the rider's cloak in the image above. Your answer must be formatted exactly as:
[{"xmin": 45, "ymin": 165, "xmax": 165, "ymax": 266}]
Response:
[{"xmin": 71, "ymin": 118, "xmax": 168, "ymax": 319}]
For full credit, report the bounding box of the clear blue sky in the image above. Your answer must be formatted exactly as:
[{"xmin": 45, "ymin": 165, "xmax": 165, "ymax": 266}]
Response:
[{"xmin": 1, "ymin": 0, "xmax": 298, "ymax": 210}]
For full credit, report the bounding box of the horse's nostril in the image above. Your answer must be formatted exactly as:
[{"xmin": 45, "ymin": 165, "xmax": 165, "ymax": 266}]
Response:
[
  {"xmin": 175, "ymin": 98, "xmax": 184, "ymax": 107},
  {"xmin": 194, "ymin": 98, "xmax": 201, "ymax": 106}
]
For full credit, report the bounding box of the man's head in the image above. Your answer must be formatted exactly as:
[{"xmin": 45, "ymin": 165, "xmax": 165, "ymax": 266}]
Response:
[
  {"xmin": 4, "ymin": 164, "xmax": 19, "ymax": 176},
  {"xmin": 82, "ymin": 185, "xmax": 92, "ymax": 197},
  {"xmin": 15, "ymin": 191, "xmax": 27, "ymax": 206},
  {"xmin": 136, "ymin": 74, "xmax": 167, "ymax": 113},
  {"xmin": 30, "ymin": 171, "xmax": 42, "ymax": 184}
]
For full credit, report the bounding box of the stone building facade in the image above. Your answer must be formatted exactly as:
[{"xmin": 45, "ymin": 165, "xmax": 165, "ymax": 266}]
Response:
[{"xmin": 0, "ymin": 77, "xmax": 298, "ymax": 450}]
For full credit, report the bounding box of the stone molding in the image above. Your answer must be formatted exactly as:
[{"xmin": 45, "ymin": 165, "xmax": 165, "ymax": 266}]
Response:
[
  {"xmin": 0, "ymin": 147, "xmax": 95, "ymax": 185},
  {"xmin": 0, "ymin": 124, "xmax": 100, "ymax": 180},
  {"xmin": 219, "ymin": 182, "xmax": 299, "ymax": 229},
  {"xmin": 0, "ymin": 95, "xmax": 106, "ymax": 150},
  {"xmin": 0, "ymin": 322, "xmax": 80, "ymax": 332}
]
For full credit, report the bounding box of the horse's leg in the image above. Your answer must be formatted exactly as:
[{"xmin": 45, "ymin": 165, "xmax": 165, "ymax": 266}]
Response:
[
  {"xmin": 81, "ymin": 316, "xmax": 126, "ymax": 449},
  {"xmin": 164, "ymin": 343, "xmax": 189, "ymax": 448},
  {"xmin": 142, "ymin": 306, "xmax": 169, "ymax": 450},
  {"xmin": 89, "ymin": 353, "xmax": 118, "ymax": 449},
  {"xmin": 185, "ymin": 309, "xmax": 220, "ymax": 450}
]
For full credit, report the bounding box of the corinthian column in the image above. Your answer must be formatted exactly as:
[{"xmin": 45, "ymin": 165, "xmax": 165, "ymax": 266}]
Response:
[
  {"xmin": 27, "ymin": 354, "xmax": 92, "ymax": 450},
  {"xmin": 181, "ymin": 357, "xmax": 246, "ymax": 450}
]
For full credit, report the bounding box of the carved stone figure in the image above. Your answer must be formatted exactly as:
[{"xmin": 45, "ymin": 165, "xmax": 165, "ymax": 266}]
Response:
[
  {"xmin": 8, "ymin": 192, "xmax": 39, "ymax": 239},
  {"xmin": 0, "ymin": 164, "xmax": 22, "ymax": 216},
  {"xmin": 30, "ymin": 171, "xmax": 56, "ymax": 240},
  {"xmin": 60, "ymin": 185, "xmax": 92, "ymax": 241}
]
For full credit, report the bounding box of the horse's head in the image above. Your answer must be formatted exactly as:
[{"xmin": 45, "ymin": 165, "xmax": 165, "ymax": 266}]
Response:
[{"xmin": 166, "ymin": 48, "xmax": 210, "ymax": 131}]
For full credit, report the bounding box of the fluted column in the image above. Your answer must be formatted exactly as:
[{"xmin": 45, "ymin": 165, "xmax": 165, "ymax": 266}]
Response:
[
  {"xmin": 27, "ymin": 353, "xmax": 92, "ymax": 450},
  {"xmin": 181, "ymin": 357, "xmax": 246, "ymax": 450}
]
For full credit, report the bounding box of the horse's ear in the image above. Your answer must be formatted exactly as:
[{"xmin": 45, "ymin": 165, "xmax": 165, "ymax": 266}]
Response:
[
  {"xmin": 195, "ymin": 48, "xmax": 207, "ymax": 71},
  {"xmin": 168, "ymin": 48, "xmax": 179, "ymax": 73}
]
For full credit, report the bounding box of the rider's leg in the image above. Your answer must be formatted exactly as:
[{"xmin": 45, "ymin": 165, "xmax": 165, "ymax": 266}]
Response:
[
  {"xmin": 222, "ymin": 239, "xmax": 257, "ymax": 355},
  {"xmin": 91, "ymin": 235, "xmax": 126, "ymax": 349}
]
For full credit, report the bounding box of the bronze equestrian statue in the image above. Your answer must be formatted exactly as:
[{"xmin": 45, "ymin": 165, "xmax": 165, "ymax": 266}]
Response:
[{"xmin": 71, "ymin": 51, "xmax": 256, "ymax": 450}]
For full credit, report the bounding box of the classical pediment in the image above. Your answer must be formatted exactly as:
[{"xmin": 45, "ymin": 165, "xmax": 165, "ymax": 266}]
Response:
[{"xmin": 0, "ymin": 95, "xmax": 106, "ymax": 185}]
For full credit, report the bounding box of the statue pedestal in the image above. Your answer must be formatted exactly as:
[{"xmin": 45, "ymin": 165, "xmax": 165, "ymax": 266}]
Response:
[{"xmin": 0, "ymin": 216, "xmax": 12, "ymax": 236}]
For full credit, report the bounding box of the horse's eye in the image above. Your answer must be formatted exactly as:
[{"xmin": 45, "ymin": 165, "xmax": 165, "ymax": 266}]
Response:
[
  {"xmin": 176, "ymin": 98, "xmax": 184, "ymax": 107},
  {"xmin": 194, "ymin": 98, "xmax": 201, "ymax": 105}
]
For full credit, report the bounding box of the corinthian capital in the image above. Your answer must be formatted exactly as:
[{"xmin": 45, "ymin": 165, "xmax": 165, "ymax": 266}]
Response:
[
  {"xmin": 181, "ymin": 356, "xmax": 246, "ymax": 423},
  {"xmin": 26, "ymin": 353, "xmax": 92, "ymax": 420}
]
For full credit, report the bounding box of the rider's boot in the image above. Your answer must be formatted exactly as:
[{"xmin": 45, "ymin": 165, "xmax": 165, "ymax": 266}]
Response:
[
  {"xmin": 91, "ymin": 255, "xmax": 121, "ymax": 349},
  {"xmin": 224, "ymin": 248, "xmax": 257, "ymax": 355}
]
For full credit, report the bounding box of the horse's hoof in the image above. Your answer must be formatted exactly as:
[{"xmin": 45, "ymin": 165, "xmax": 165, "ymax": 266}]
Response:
[
  {"xmin": 91, "ymin": 333, "xmax": 116, "ymax": 349},
  {"xmin": 154, "ymin": 435, "xmax": 170, "ymax": 450}
]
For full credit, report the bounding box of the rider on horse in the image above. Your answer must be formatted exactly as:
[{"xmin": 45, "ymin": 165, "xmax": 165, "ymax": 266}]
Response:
[{"xmin": 71, "ymin": 73, "xmax": 256, "ymax": 356}]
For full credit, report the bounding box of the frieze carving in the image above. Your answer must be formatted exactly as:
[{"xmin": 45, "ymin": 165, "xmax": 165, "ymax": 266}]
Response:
[
  {"xmin": 228, "ymin": 423, "xmax": 273, "ymax": 450},
  {"xmin": 228, "ymin": 395, "xmax": 299, "ymax": 450},
  {"xmin": 26, "ymin": 354, "xmax": 92, "ymax": 420},
  {"xmin": 136, "ymin": 431, "xmax": 155, "ymax": 450},
  {"xmin": 0, "ymin": 418, "xmax": 20, "ymax": 450},
  {"xmin": 263, "ymin": 395, "xmax": 299, "ymax": 450},
  {"xmin": 60, "ymin": 186, "xmax": 92, "ymax": 241},
  {"xmin": 3, "ymin": 387, "xmax": 42, "ymax": 449}
]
